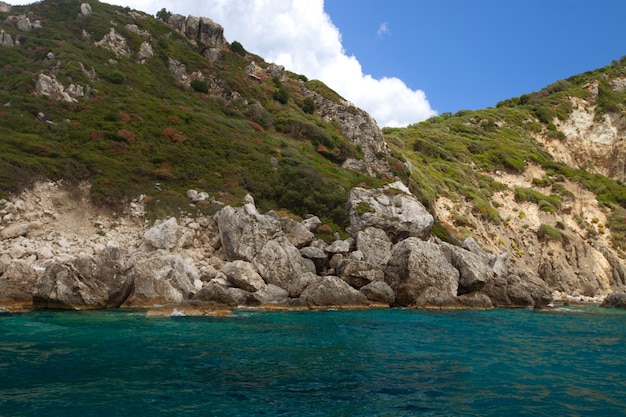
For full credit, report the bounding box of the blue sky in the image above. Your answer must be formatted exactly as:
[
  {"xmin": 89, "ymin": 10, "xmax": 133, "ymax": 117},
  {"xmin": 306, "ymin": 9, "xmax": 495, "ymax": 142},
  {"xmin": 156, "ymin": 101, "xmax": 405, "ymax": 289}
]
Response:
[
  {"xmin": 324, "ymin": 0, "xmax": 626, "ymax": 115},
  {"xmin": 4, "ymin": 0, "xmax": 626, "ymax": 126}
]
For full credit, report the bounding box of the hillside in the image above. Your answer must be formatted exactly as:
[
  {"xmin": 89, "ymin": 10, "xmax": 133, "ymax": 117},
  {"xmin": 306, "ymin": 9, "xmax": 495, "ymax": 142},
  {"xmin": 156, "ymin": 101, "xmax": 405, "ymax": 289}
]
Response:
[
  {"xmin": 0, "ymin": 0, "xmax": 388, "ymax": 231},
  {"xmin": 1, "ymin": 0, "xmax": 626, "ymax": 311},
  {"xmin": 384, "ymin": 59, "xmax": 626, "ymax": 298}
]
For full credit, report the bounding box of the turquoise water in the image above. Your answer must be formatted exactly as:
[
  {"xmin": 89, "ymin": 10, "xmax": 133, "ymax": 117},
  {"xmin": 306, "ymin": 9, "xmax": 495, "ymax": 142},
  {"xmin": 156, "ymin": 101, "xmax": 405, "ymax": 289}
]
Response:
[{"xmin": 1, "ymin": 307, "xmax": 625, "ymax": 416}]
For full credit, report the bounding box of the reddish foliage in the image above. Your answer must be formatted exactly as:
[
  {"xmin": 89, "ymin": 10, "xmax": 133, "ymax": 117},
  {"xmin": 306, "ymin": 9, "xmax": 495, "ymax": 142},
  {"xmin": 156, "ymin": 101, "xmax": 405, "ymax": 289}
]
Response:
[
  {"xmin": 90, "ymin": 131, "xmax": 105, "ymax": 141},
  {"xmin": 251, "ymin": 122, "xmax": 264, "ymax": 133},
  {"xmin": 163, "ymin": 126, "xmax": 186, "ymax": 143},
  {"xmin": 116, "ymin": 128, "xmax": 135, "ymax": 143}
]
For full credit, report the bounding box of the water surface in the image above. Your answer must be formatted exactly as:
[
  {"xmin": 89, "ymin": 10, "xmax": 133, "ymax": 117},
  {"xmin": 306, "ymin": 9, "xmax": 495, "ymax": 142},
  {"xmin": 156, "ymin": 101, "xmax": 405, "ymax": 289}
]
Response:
[{"xmin": 1, "ymin": 307, "xmax": 625, "ymax": 416}]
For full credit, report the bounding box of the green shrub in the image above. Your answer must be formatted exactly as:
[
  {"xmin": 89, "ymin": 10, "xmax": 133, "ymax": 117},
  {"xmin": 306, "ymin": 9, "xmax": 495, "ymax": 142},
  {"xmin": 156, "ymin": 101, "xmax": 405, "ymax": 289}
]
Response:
[
  {"xmin": 537, "ymin": 223, "xmax": 569, "ymax": 246},
  {"xmin": 230, "ymin": 41, "xmax": 246, "ymax": 56},
  {"xmin": 190, "ymin": 79, "xmax": 209, "ymax": 93},
  {"xmin": 302, "ymin": 97, "xmax": 316, "ymax": 114}
]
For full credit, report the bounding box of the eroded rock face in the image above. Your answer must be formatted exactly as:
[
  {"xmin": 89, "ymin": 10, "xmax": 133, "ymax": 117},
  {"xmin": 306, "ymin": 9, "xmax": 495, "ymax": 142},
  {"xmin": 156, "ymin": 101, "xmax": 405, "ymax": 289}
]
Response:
[
  {"xmin": 348, "ymin": 181, "xmax": 433, "ymax": 242},
  {"xmin": 166, "ymin": 14, "xmax": 226, "ymax": 50},
  {"xmin": 310, "ymin": 89, "xmax": 390, "ymax": 177}
]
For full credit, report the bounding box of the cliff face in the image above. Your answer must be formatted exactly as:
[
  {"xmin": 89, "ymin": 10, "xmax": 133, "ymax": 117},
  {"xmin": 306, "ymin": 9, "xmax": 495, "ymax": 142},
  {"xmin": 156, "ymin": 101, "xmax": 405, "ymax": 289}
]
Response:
[
  {"xmin": 1, "ymin": 1, "xmax": 625, "ymax": 311},
  {"xmin": 546, "ymin": 92, "xmax": 626, "ymax": 182}
]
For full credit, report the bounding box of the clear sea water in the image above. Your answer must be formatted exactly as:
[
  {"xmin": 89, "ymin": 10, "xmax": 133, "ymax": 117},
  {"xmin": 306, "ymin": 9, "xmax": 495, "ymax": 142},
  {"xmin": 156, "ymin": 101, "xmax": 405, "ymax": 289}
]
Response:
[{"xmin": 1, "ymin": 307, "xmax": 625, "ymax": 417}]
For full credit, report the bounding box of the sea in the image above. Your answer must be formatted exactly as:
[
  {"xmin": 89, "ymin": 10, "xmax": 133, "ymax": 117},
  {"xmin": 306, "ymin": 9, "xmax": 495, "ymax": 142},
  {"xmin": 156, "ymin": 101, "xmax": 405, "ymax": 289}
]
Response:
[{"xmin": 1, "ymin": 306, "xmax": 625, "ymax": 417}]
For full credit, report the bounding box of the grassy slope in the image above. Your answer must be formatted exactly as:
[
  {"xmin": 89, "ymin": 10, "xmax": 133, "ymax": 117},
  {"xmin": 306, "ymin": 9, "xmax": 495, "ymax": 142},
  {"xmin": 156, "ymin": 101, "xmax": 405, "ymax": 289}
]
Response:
[
  {"xmin": 0, "ymin": 0, "xmax": 378, "ymax": 229},
  {"xmin": 384, "ymin": 58, "xmax": 626, "ymax": 252}
]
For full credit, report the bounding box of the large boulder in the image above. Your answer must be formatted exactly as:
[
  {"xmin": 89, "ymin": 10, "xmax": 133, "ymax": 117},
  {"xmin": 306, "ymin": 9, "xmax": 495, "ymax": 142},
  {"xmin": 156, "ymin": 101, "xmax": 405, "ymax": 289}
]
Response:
[
  {"xmin": 337, "ymin": 259, "xmax": 384, "ymax": 289},
  {"xmin": 300, "ymin": 276, "xmax": 370, "ymax": 307},
  {"xmin": 142, "ymin": 217, "xmax": 181, "ymax": 250},
  {"xmin": 192, "ymin": 280, "xmax": 238, "ymax": 307},
  {"xmin": 440, "ymin": 243, "xmax": 494, "ymax": 295},
  {"xmin": 33, "ymin": 247, "xmax": 135, "ymax": 309},
  {"xmin": 347, "ymin": 181, "xmax": 433, "ymax": 242},
  {"xmin": 383, "ymin": 237, "xmax": 459, "ymax": 307},
  {"xmin": 252, "ymin": 236, "xmax": 317, "ymax": 297},
  {"xmin": 221, "ymin": 260, "xmax": 266, "ymax": 292},
  {"xmin": 123, "ymin": 252, "xmax": 196, "ymax": 307},
  {"xmin": 481, "ymin": 272, "xmax": 552, "ymax": 308},
  {"xmin": 356, "ymin": 227, "xmax": 392, "ymax": 265},
  {"xmin": 279, "ymin": 216, "xmax": 314, "ymax": 249},
  {"xmin": 94, "ymin": 27, "xmax": 130, "ymax": 57},
  {"xmin": 600, "ymin": 293, "xmax": 626, "ymax": 309},
  {"xmin": 167, "ymin": 14, "xmax": 226, "ymax": 49},
  {"xmin": 0, "ymin": 260, "xmax": 38, "ymax": 307},
  {"xmin": 215, "ymin": 198, "xmax": 281, "ymax": 261},
  {"xmin": 360, "ymin": 281, "xmax": 395, "ymax": 305}
]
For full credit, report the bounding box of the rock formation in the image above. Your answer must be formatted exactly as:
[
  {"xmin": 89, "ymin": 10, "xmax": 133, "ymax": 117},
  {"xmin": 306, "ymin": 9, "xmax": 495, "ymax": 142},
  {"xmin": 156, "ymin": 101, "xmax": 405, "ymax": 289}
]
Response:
[{"xmin": 0, "ymin": 180, "xmax": 568, "ymax": 313}]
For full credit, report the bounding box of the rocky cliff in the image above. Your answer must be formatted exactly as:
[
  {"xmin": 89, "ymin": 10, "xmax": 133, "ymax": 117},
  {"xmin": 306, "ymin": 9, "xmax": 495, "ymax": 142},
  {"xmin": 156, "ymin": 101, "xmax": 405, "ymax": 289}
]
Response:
[
  {"xmin": 0, "ymin": 1, "xmax": 625, "ymax": 313},
  {"xmin": 0, "ymin": 180, "xmax": 553, "ymax": 313}
]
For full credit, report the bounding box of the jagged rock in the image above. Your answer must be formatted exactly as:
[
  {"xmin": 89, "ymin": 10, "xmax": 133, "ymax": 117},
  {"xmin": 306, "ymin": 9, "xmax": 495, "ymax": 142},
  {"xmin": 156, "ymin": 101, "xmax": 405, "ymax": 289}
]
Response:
[
  {"xmin": 123, "ymin": 251, "xmax": 196, "ymax": 307},
  {"xmin": 337, "ymin": 259, "xmax": 384, "ymax": 289},
  {"xmin": 0, "ymin": 30, "xmax": 14, "ymax": 47},
  {"xmin": 1, "ymin": 222, "xmax": 37, "ymax": 239},
  {"xmin": 215, "ymin": 200, "xmax": 281, "ymax": 261},
  {"xmin": 268, "ymin": 64, "xmax": 284, "ymax": 79},
  {"xmin": 192, "ymin": 280, "xmax": 238, "ymax": 306},
  {"xmin": 415, "ymin": 286, "xmax": 461, "ymax": 309},
  {"xmin": 80, "ymin": 3, "xmax": 92, "ymax": 16},
  {"xmin": 226, "ymin": 287, "xmax": 264, "ymax": 306},
  {"xmin": 300, "ymin": 246, "xmax": 328, "ymax": 274},
  {"xmin": 440, "ymin": 243, "xmax": 494, "ymax": 295},
  {"xmin": 137, "ymin": 41, "xmax": 153, "ymax": 62},
  {"xmin": 279, "ymin": 216, "xmax": 314, "ymax": 248},
  {"xmin": 252, "ymin": 236, "xmax": 316, "ymax": 297},
  {"xmin": 35, "ymin": 74, "xmax": 82, "ymax": 103},
  {"xmin": 326, "ymin": 239, "xmax": 352, "ymax": 255},
  {"xmin": 347, "ymin": 181, "xmax": 433, "ymax": 242},
  {"xmin": 95, "ymin": 28, "xmax": 130, "ymax": 57},
  {"xmin": 482, "ymin": 272, "xmax": 552, "ymax": 308},
  {"xmin": 300, "ymin": 276, "xmax": 369, "ymax": 307},
  {"xmin": 360, "ymin": 281, "xmax": 395, "ymax": 305},
  {"xmin": 600, "ymin": 293, "xmax": 626, "ymax": 309},
  {"xmin": 0, "ymin": 2, "xmax": 11, "ymax": 12},
  {"xmin": 462, "ymin": 237, "xmax": 497, "ymax": 265},
  {"xmin": 311, "ymin": 89, "xmax": 390, "ymax": 177},
  {"xmin": 458, "ymin": 292, "xmax": 493, "ymax": 309},
  {"xmin": 142, "ymin": 217, "xmax": 181, "ymax": 250},
  {"xmin": 166, "ymin": 14, "xmax": 226, "ymax": 50},
  {"xmin": 221, "ymin": 260, "xmax": 266, "ymax": 292},
  {"xmin": 34, "ymin": 247, "xmax": 135, "ymax": 309},
  {"xmin": 302, "ymin": 216, "xmax": 322, "ymax": 232},
  {"xmin": 356, "ymin": 227, "xmax": 392, "ymax": 265},
  {"xmin": 383, "ymin": 237, "xmax": 459, "ymax": 307}
]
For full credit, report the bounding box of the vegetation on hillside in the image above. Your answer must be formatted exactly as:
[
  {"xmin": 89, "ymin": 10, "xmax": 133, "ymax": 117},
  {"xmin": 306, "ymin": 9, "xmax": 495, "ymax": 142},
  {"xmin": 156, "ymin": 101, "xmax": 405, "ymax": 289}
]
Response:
[
  {"xmin": 384, "ymin": 57, "xmax": 626, "ymax": 252},
  {"xmin": 0, "ymin": 1, "xmax": 376, "ymax": 230}
]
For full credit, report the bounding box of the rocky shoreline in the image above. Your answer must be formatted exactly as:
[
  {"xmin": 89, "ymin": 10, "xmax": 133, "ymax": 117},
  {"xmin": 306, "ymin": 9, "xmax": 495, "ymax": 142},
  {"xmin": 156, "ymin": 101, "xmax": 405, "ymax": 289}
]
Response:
[{"xmin": 0, "ymin": 181, "xmax": 621, "ymax": 315}]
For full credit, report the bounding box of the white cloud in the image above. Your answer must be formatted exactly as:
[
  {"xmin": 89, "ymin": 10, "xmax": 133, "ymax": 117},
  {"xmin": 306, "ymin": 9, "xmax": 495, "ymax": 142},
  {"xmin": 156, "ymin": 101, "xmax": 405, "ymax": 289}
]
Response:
[
  {"xmin": 377, "ymin": 22, "xmax": 390, "ymax": 38},
  {"xmin": 5, "ymin": 0, "xmax": 436, "ymax": 126}
]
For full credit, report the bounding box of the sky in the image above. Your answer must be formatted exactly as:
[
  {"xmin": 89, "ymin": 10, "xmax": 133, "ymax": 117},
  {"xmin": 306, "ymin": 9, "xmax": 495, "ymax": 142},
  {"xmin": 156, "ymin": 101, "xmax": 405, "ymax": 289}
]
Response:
[{"xmin": 5, "ymin": 0, "xmax": 626, "ymax": 127}]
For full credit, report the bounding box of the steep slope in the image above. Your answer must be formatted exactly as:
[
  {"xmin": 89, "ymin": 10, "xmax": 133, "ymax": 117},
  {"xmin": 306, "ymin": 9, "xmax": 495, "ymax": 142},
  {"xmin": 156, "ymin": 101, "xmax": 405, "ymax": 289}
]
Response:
[
  {"xmin": 385, "ymin": 59, "xmax": 626, "ymax": 300},
  {"xmin": 0, "ymin": 0, "xmax": 389, "ymax": 231}
]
